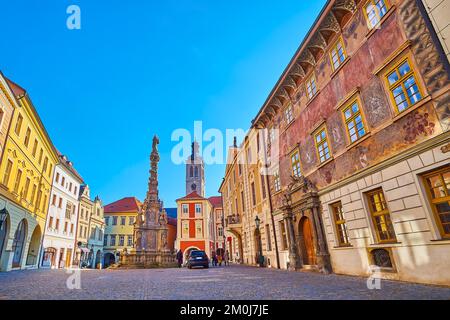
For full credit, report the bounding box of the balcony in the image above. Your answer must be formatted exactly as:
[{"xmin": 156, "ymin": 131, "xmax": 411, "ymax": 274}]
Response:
[{"xmin": 225, "ymin": 214, "xmax": 242, "ymax": 234}]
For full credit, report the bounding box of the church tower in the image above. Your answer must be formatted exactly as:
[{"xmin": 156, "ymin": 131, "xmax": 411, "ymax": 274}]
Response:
[{"xmin": 186, "ymin": 141, "xmax": 205, "ymax": 197}]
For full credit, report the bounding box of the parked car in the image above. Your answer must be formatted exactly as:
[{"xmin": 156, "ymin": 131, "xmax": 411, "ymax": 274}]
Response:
[{"xmin": 187, "ymin": 250, "xmax": 209, "ymax": 269}]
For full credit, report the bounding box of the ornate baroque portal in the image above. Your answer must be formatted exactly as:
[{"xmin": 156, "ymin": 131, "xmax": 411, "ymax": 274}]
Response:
[
  {"xmin": 281, "ymin": 176, "xmax": 332, "ymax": 273},
  {"xmin": 120, "ymin": 136, "xmax": 177, "ymax": 268}
]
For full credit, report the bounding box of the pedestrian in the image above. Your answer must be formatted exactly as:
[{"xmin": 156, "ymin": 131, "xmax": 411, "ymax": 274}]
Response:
[
  {"xmin": 176, "ymin": 249, "xmax": 183, "ymax": 268},
  {"xmin": 218, "ymin": 254, "xmax": 223, "ymax": 267},
  {"xmin": 224, "ymin": 250, "xmax": 229, "ymax": 266},
  {"xmin": 211, "ymin": 251, "xmax": 216, "ymax": 267},
  {"xmin": 213, "ymin": 251, "xmax": 218, "ymax": 267}
]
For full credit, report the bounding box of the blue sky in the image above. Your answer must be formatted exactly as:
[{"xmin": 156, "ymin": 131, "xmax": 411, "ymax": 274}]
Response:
[{"xmin": 0, "ymin": 0, "xmax": 325, "ymax": 207}]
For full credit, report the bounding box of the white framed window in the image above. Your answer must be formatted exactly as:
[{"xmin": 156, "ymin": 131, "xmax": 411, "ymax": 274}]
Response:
[
  {"xmin": 274, "ymin": 169, "xmax": 281, "ymax": 192},
  {"xmin": 182, "ymin": 204, "xmax": 189, "ymax": 216},
  {"xmin": 110, "ymin": 235, "xmax": 116, "ymax": 246},
  {"xmin": 364, "ymin": 0, "xmax": 389, "ymax": 29},
  {"xmin": 306, "ymin": 74, "xmax": 318, "ymax": 100},
  {"xmin": 195, "ymin": 204, "xmax": 202, "ymax": 216},
  {"xmin": 182, "ymin": 221, "xmax": 189, "ymax": 238},
  {"xmin": 330, "ymin": 37, "xmax": 347, "ymax": 71},
  {"xmin": 195, "ymin": 220, "xmax": 203, "ymax": 238},
  {"xmin": 269, "ymin": 127, "xmax": 276, "ymax": 143},
  {"xmin": 285, "ymin": 105, "xmax": 294, "ymax": 124}
]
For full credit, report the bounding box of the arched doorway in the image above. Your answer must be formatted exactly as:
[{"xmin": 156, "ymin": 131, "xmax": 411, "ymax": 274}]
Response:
[
  {"xmin": 26, "ymin": 226, "xmax": 41, "ymax": 266},
  {"xmin": 227, "ymin": 231, "xmax": 243, "ymax": 264},
  {"xmin": 12, "ymin": 219, "xmax": 27, "ymax": 268},
  {"xmin": 216, "ymin": 248, "xmax": 224, "ymax": 257},
  {"xmin": 184, "ymin": 247, "xmax": 200, "ymax": 262},
  {"xmin": 42, "ymin": 247, "xmax": 57, "ymax": 268},
  {"xmin": 95, "ymin": 250, "xmax": 101, "ymax": 268},
  {"xmin": 88, "ymin": 249, "xmax": 94, "ymax": 268},
  {"xmin": 0, "ymin": 209, "xmax": 9, "ymax": 264},
  {"xmin": 103, "ymin": 252, "xmax": 115, "ymax": 268},
  {"xmin": 298, "ymin": 216, "xmax": 316, "ymax": 265}
]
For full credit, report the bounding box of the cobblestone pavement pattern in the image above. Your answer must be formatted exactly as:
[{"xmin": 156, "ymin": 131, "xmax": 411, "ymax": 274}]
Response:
[{"xmin": 0, "ymin": 265, "xmax": 449, "ymax": 300}]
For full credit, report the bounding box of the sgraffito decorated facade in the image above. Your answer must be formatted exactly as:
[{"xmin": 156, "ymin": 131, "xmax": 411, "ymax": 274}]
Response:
[{"xmin": 221, "ymin": 0, "xmax": 450, "ymax": 285}]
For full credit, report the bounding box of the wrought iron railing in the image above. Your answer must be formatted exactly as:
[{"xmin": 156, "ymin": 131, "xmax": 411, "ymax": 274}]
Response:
[{"xmin": 226, "ymin": 214, "xmax": 241, "ymax": 226}]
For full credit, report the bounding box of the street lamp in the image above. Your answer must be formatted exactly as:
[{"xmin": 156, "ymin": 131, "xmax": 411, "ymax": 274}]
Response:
[
  {"xmin": 255, "ymin": 215, "xmax": 260, "ymax": 229},
  {"xmin": 255, "ymin": 216, "xmax": 263, "ymax": 267}
]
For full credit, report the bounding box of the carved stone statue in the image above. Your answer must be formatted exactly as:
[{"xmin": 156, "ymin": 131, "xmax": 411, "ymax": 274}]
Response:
[
  {"xmin": 289, "ymin": 174, "xmax": 317, "ymax": 194},
  {"xmin": 159, "ymin": 209, "xmax": 168, "ymax": 225},
  {"xmin": 161, "ymin": 230, "xmax": 168, "ymax": 250},
  {"xmin": 152, "ymin": 135, "xmax": 159, "ymax": 152}
]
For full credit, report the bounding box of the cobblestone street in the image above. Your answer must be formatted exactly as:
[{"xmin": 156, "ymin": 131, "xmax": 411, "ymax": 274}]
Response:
[{"xmin": 0, "ymin": 265, "xmax": 449, "ymax": 300}]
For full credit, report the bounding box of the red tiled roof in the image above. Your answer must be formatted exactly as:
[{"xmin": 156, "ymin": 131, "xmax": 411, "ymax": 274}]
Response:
[
  {"xmin": 5, "ymin": 78, "xmax": 25, "ymax": 97},
  {"xmin": 208, "ymin": 196, "xmax": 222, "ymax": 208},
  {"xmin": 176, "ymin": 191, "xmax": 207, "ymax": 202},
  {"xmin": 104, "ymin": 197, "xmax": 142, "ymax": 213}
]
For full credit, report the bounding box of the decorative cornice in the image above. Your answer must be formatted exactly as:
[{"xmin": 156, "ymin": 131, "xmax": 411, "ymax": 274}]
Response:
[
  {"xmin": 308, "ymin": 32, "xmax": 328, "ymax": 52},
  {"xmin": 283, "ymin": 76, "xmax": 297, "ymax": 92},
  {"xmin": 319, "ymin": 11, "xmax": 341, "ymax": 35},
  {"xmin": 291, "ymin": 63, "xmax": 306, "ymax": 78},
  {"xmin": 252, "ymin": 0, "xmax": 358, "ymax": 128},
  {"xmin": 333, "ymin": 0, "xmax": 357, "ymax": 13},
  {"xmin": 299, "ymin": 49, "xmax": 316, "ymax": 67}
]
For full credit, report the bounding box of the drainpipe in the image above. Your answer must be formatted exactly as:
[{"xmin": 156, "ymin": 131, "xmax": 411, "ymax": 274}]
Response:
[{"xmin": 261, "ymin": 129, "xmax": 280, "ymax": 269}]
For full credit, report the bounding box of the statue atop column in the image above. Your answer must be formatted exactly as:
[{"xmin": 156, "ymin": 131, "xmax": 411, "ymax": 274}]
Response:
[
  {"xmin": 140, "ymin": 135, "xmax": 161, "ymax": 224},
  {"xmin": 120, "ymin": 135, "xmax": 177, "ymax": 267},
  {"xmin": 133, "ymin": 135, "xmax": 171, "ymax": 254}
]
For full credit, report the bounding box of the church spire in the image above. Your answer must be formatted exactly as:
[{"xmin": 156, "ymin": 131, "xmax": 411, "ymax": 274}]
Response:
[{"xmin": 186, "ymin": 140, "xmax": 205, "ymax": 197}]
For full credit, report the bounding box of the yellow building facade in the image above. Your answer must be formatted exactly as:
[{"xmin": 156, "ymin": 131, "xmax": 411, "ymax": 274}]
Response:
[
  {"xmin": 220, "ymin": 130, "xmax": 283, "ymax": 268},
  {"xmin": 0, "ymin": 78, "xmax": 58, "ymax": 271},
  {"xmin": 0, "ymin": 74, "xmax": 17, "ymax": 271},
  {"xmin": 103, "ymin": 197, "xmax": 141, "ymax": 266}
]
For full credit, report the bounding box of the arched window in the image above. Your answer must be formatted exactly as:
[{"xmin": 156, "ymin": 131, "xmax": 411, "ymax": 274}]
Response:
[
  {"xmin": 12, "ymin": 219, "xmax": 27, "ymax": 268},
  {"xmin": 189, "ymin": 167, "xmax": 193, "ymax": 177},
  {"xmin": 371, "ymin": 249, "xmax": 393, "ymax": 268},
  {"xmin": 194, "ymin": 167, "xmax": 199, "ymax": 177},
  {"xmin": 0, "ymin": 210, "xmax": 8, "ymax": 260}
]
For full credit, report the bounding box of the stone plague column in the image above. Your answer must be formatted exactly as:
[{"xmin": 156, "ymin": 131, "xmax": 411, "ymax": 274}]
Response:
[{"xmin": 121, "ymin": 135, "xmax": 176, "ymax": 268}]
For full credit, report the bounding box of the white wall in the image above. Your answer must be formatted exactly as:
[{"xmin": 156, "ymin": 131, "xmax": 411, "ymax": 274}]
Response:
[
  {"xmin": 42, "ymin": 163, "xmax": 81, "ymax": 268},
  {"xmin": 320, "ymin": 143, "xmax": 450, "ymax": 286}
]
